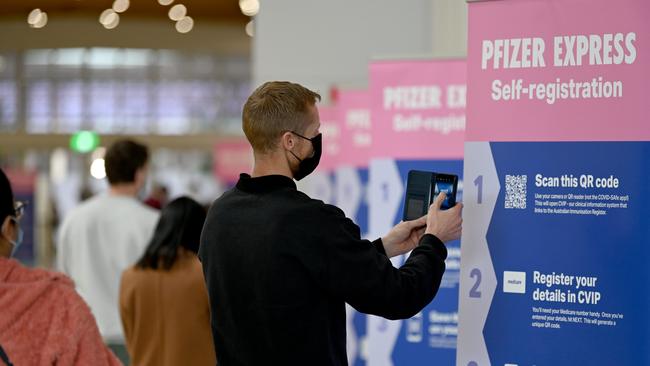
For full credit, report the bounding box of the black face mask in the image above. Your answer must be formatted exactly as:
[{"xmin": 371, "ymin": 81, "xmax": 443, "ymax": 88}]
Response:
[{"xmin": 288, "ymin": 131, "xmax": 322, "ymax": 181}]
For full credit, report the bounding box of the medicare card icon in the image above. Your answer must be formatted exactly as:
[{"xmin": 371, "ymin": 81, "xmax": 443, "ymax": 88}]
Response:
[{"xmin": 503, "ymin": 271, "xmax": 526, "ymax": 294}]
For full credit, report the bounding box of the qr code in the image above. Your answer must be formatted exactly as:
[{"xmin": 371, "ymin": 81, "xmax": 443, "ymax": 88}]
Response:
[{"xmin": 505, "ymin": 175, "xmax": 527, "ymax": 209}]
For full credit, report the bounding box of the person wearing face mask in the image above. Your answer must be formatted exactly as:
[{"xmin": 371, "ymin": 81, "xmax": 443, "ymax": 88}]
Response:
[
  {"xmin": 0, "ymin": 168, "xmax": 121, "ymax": 366},
  {"xmin": 57, "ymin": 140, "xmax": 159, "ymax": 364},
  {"xmin": 199, "ymin": 81, "xmax": 463, "ymax": 366}
]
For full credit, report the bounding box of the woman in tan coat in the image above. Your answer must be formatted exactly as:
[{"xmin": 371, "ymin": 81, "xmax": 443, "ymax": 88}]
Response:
[{"xmin": 120, "ymin": 197, "xmax": 216, "ymax": 366}]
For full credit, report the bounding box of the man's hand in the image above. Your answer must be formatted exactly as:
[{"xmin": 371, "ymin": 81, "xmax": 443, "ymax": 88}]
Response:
[
  {"xmin": 425, "ymin": 192, "xmax": 463, "ymax": 243},
  {"xmin": 381, "ymin": 192, "xmax": 463, "ymax": 257},
  {"xmin": 381, "ymin": 215, "xmax": 426, "ymax": 258}
]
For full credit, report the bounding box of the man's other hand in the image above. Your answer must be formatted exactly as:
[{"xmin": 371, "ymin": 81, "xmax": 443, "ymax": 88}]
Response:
[{"xmin": 381, "ymin": 216, "xmax": 426, "ymax": 258}]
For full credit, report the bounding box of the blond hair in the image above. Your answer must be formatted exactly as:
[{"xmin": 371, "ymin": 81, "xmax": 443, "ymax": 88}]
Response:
[{"xmin": 242, "ymin": 81, "xmax": 321, "ymax": 153}]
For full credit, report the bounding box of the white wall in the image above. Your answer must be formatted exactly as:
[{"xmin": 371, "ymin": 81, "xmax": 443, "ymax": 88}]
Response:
[
  {"xmin": 253, "ymin": 0, "xmax": 467, "ymax": 100},
  {"xmin": 431, "ymin": 0, "xmax": 468, "ymax": 59}
]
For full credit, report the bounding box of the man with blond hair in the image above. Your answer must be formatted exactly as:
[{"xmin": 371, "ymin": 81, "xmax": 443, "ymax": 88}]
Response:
[{"xmin": 200, "ymin": 81, "xmax": 463, "ymax": 365}]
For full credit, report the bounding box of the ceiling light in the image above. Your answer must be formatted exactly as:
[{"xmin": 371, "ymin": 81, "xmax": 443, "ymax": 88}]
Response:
[
  {"xmin": 175, "ymin": 16, "xmax": 194, "ymax": 33},
  {"xmin": 239, "ymin": 0, "xmax": 259, "ymax": 16},
  {"xmin": 158, "ymin": 0, "xmax": 174, "ymax": 5},
  {"xmin": 27, "ymin": 9, "xmax": 42, "ymax": 25},
  {"xmin": 168, "ymin": 4, "xmax": 187, "ymax": 21},
  {"xmin": 112, "ymin": 0, "xmax": 130, "ymax": 13},
  {"xmin": 31, "ymin": 12, "xmax": 48, "ymax": 28},
  {"xmin": 99, "ymin": 9, "xmax": 117, "ymax": 25},
  {"xmin": 245, "ymin": 20, "xmax": 254, "ymax": 37},
  {"xmin": 103, "ymin": 13, "xmax": 120, "ymax": 29}
]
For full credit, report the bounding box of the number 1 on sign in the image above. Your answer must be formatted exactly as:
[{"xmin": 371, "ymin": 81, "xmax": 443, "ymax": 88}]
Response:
[
  {"xmin": 381, "ymin": 182, "xmax": 389, "ymax": 201},
  {"xmin": 474, "ymin": 175, "xmax": 483, "ymax": 204}
]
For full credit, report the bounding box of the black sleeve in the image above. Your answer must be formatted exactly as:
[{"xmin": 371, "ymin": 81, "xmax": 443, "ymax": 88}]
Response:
[
  {"xmin": 372, "ymin": 239, "xmax": 387, "ymax": 256},
  {"xmin": 318, "ymin": 205, "xmax": 447, "ymax": 320}
]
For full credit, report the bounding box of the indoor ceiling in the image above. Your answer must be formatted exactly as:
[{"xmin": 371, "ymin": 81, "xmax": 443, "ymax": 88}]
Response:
[{"xmin": 0, "ymin": 0, "xmax": 248, "ymax": 23}]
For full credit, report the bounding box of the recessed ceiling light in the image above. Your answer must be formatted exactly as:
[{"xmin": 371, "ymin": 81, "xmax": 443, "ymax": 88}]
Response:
[
  {"xmin": 27, "ymin": 8, "xmax": 42, "ymax": 25},
  {"xmin": 31, "ymin": 12, "xmax": 48, "ymax": 28},
  {"xmin": 239, "ymin": 0, "xmax": 259, "ymax": 16},
  {"xmin": 99, "ymin": 9, "xmax": 117, "ymax": 25},
  {"xmin": 103, "ymin": 13, "xmax": 120, "ymax": 29},
  {"xmin": 112, "ymin": 0, "xmax": 130, "ymax": 13},
  {"xmin": 176, "ymin": 16, "xmax": 194, "ymax": 33},
  {"xmin": 168, "ymin": 4, "xmax": 187, "ymax": 21},
  {"xmin": 245, "ymin": 20, "xmax": 255, "ymax": 37}
]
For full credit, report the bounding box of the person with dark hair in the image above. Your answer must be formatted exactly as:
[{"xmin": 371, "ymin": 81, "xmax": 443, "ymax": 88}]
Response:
[
  {"xmin": 0, "ymin": 168, "xmax": 121, "ymax": 366},
  {"xmin": 103, "ymin": 140, "xmax": 150, "ymax": 186},
  {"xmin": 119, "ymin": 197, "xmax": 215, "ymax": 366},
  {"xmin": 57, "ymin": 139, "xmax": 159, "ymax": 363}
]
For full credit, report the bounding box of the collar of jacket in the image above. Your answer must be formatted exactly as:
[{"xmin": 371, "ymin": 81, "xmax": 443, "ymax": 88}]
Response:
[{"xmin": 236, "ymin": 173, "xmax": 297, "ymax": 194}]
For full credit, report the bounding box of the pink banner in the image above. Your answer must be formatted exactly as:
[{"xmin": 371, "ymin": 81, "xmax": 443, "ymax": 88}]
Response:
[
  {"xmin": 467, "ymin": 0, "xmax": 650, "ymax": 142},
  {"xmin": 5, "ymin": 169, "xmax": 36, "ymax": 191},
  {"xmin": 370, "ymin": 60, "xmax": 466, "ymax": 160},
  {"xmin": 213, "ymin": 140, "xmax": 253, "ymax": 183},
  {"xmin": 316, "ymin": 105, "xmax": 341, "ymax": 172},
  {"xmin": 337, "ymin": 90, "xmax": 372, "ymax": 168}
]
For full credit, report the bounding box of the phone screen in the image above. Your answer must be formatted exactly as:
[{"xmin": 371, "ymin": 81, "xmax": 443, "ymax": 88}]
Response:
[{"xmin": 433, "ymin": 178, "xmax": 457, "ymax": 210}]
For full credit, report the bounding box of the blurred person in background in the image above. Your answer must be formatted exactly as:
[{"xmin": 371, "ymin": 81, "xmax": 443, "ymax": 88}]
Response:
[
  {"xmin": 57, "ymin": 140, "xmax": 159, "ymax": 364},
  {"xmin": 0, "ymin": 168, "xmax": 121, "ymax": 366},
  {"xmin": 119, "ymin": 197, "xmax": 215, "ymax": 366},
  {"xmin": 143, "ymin": 183, "xmax": 169, "ymax": 210}
]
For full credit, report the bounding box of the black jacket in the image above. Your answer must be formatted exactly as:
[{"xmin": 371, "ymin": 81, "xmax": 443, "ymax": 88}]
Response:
[{"xmin": 199, "ymin": 174, "xmax": 447, "ymax": 366}]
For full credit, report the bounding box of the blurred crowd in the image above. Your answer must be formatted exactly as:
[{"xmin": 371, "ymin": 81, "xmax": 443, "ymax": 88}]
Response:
[{"xmin": 0, "ymin": 139, "xmax": 216, "ymax": 366}]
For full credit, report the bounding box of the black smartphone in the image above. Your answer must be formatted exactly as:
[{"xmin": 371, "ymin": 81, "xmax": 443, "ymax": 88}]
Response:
[{"xmin": 403, "ymin": 170, "xmax": 458, "ymax": 221}]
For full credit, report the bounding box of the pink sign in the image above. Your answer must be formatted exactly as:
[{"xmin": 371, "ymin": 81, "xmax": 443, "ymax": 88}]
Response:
[
  {"xmin": 5, "ymin": 169, "xmax": 36, "ymax": 191},
  {"xmin": 370, "ymin": 60, "xmax": 466, "ymax": 160},
  {"xmin": 316, "ymin": 105, "xmax": 341, "ymax": 172},
  {"xmin": 213, "ymin": 140, "xmax": 253, "ymax": 183},
  {"xmin": 337, "ymin": 90, "xmax": 372, "ymax": 168},
  {"xmin": 467, "ymin": 0, "xmax": 650, "ymax": 142}
]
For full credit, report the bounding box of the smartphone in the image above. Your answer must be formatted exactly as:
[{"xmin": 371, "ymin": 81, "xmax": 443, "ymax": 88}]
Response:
[{"xmin": 402, "ymin": 170, "xmax": 458, "ymax": 221}]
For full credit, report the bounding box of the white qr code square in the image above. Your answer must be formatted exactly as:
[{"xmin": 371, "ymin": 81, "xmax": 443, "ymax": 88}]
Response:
[{"xmin": 505, "ymin": 175, "xmax": 527, "ymax": 209}]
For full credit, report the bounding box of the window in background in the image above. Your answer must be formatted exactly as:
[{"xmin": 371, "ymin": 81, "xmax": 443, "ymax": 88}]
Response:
[
  {"xmin": 15, "ymin": 48, "xmax": 251, "ymax": 134},
  {"xmin": 0, "ymin": 53, "xmax": 17, "ymax": 131}
]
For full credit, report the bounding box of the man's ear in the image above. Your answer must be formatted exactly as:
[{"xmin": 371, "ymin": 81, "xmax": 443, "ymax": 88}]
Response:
[
  {"xmin": 134, "ymin": 166, "xmax": 147, "ymax": 189},
  {"xmin": 280, "ymin": 131, "xmax": 295, "ymax": 151}
]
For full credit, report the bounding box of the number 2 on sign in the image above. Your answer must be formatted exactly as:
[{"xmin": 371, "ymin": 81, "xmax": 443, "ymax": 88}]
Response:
[{"xmin": 469, "ymin": 268, "xmax": 482, "ymax": 298}]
